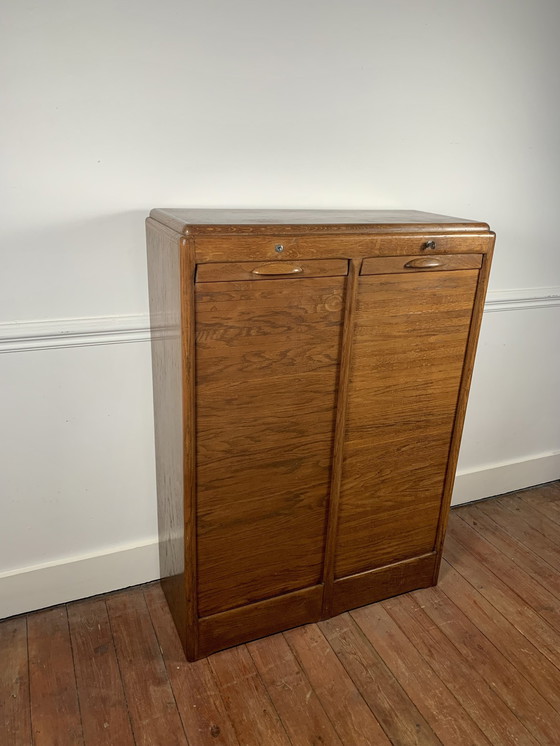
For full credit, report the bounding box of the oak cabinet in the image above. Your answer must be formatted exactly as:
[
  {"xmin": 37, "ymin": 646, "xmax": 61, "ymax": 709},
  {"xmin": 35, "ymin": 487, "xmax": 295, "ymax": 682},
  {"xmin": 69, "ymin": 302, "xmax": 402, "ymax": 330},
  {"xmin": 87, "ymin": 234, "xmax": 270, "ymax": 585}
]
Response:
[{"xmin": 147, "ymin": 209, "xmax": 494, "ymax": 659}]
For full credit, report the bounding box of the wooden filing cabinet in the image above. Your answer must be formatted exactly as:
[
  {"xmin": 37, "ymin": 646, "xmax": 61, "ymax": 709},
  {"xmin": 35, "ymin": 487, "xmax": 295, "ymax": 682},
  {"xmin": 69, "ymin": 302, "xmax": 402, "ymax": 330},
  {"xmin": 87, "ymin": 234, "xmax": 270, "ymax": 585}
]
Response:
[{"xmin": 146, "ymin": 209, "xmax": 494, "ymax": 660}]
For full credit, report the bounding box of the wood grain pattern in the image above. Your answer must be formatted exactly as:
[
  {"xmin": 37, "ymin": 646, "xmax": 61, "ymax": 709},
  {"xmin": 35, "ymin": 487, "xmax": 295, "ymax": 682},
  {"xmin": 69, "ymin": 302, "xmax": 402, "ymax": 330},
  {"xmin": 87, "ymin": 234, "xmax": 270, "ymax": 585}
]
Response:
[
  {"xmin": 497, "ymin": 492, "xmax": 560, "ymax": 546},
  {"xmin": 439, "ymin": 559, "xmax": 560, "ymax": 713},
  {"xmin": 150, "ymin": 208, "xmax": 490, "ymax": 235},
  {"xmin": 195, "ymin": 276, "xmax": 345, "ymax": 616},
  {"xmin": 442, "ymin": 533, "xmax": 560, "ymax": 671},
  {"xmin": 196, "ymin": 258, "xmax": 348, "ymax": 282},
  {"xmin": 193, "ymin": 233, "xmax": 493, "ymax": 262},
  {"xmin": 284, "ymin": 623, "xmax": 392, "ymax": 745},
  {"xmin": 180, "ymin": 234, "xmax": 198, "ymax": 658},
  {"xmin": 446, "ymin": 512, "xmax": 560, "ymax": 634},
  {"xmin": 515, "ymin": 482, "xmax": 560, "ymax": 525},
  {"xmin": 321, "ymin": 613, "xmax": 442, "ymax": 746},
  {"xmin": 67, "ymin": 599, "xmax": 134, "ymax": 746},
  {"xmin": 198, "ymin": 586, "xmax": 322, "ymax": 658},
  {"xmin": 335, "ymin": 269, "xmax": 479, "ymax": 578},
  {"xmin": 8, "ymin": 485, "xmax": 560, "ymax": 745},
  {"xmin": 473, "ymin": 494, "xmax": 560, "ymax": 570},
  {"xmin": 331, "ymin": 552, "xmax": 437, "ymax": 616},
  {"xmin": 411, "ymin": 582, "xmax": 560, "ymax": 744},
  {"xmin": 208, "ymin": 645, "xmax": 291, "ymax": 746},
  {"xmin": 0, "ymin": 617, "xmax": 31, "ymax": 746},
  {"xmin": 456, "ymin": 501, "xmax": 560, "ymax": 599},
  {"xmin": 106, "ymin": 589, "xmax": 188, "ymax": 746},
  {"xmin": 346, "ymin": 606, "xmax": 490, "ymax": 745},
  {"xmin": 248, "ymin": 633, "xmax": 343, "ymax": 746},
  {"xmin": 383, "ymin": 593, "xmax": 539, "ymax": 746},
  {"xmin": 28, "ymin": 607, "xmax": 84, "ymax": 746},
  {"xmin": 322, "ymin": 258, "xmax": 361, "ymax": 617},
  {"xmin": 361, "ymin": 253, "xmax": 482, "ymax": 274},
  {"xmin": 431, "ymin": 247, "xmax": 494, "ymax": 581},
  {"xmin": 147, "ymin": 210, "xmax": 494, "ymax": 658},
  {"xmin": 146, "ymin": 218, "xmax": 192, "ymax": 655},
  {"xmin": 144, "ymin": 584, "xmax": 240, "ymax": 746}
]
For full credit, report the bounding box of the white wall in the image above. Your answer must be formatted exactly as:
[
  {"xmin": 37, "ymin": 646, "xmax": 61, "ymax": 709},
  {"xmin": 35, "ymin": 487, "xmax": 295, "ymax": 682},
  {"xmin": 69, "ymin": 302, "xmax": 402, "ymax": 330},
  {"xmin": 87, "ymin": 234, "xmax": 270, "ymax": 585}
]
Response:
[{"xmin": 2, "ymin": 0, "xmax": 559, "ymax": 616}]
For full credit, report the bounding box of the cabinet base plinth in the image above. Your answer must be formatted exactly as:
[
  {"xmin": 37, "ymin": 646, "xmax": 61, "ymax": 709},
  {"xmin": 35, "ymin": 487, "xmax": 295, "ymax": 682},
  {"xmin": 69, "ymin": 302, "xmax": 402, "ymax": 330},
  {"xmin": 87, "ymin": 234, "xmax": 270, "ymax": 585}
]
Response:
[
  {"xmin": 330, "ymin": 552, "xmax": 438, "ymax": 617},
  {"xmin": 186, "ymin": 553, "xmax": 438, "ymax": 659},
  {"xmin": 196, "ymin": 585, "xmax": 323, "ymax": 660}
]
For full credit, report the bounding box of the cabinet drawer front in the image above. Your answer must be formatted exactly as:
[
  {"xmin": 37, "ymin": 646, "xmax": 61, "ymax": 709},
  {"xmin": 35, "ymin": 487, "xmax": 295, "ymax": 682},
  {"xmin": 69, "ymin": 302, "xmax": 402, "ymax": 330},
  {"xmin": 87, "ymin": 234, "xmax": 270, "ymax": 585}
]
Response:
[
  {"xmin": 196, "ymin": 258, "xmax": 348, "ymax": 282},
  {"xmin": 361, "ymin": 254, "xmax": 482, "ymax": 275}
]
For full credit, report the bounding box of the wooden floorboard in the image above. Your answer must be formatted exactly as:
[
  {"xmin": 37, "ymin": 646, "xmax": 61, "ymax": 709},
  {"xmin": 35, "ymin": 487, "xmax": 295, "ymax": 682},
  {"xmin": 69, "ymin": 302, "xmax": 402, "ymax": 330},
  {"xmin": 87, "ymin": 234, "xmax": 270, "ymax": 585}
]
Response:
[
  {"xmin": 67, "ymin": 597, "xmax": 134, "ymax": 746},
  {"xmin": 106, "ymin": 587, "xmax": 188, "ymax": 746},
  {"xmin": 0, "ymin": 616, "xmax": 31, "ymax": 746},
  {"xmin": 498, "ymin": 492, "xmax": 560, "ymax": 546},
  {"xmin": 144, "ymin": 583, "xmax": 240, "ymax": 746},
  {"xmin": 438, "ymin": 559, "xmax": 560, "ymax": 713},
  {"xmin": 344, "ymin": 605, "xmax": 491, "ymax": 745},
  {"xmin": 516, "ymin": 482, "xmax": 560, "ymax": 526},
  {"xmin": 407, "ymin": 582, "xmax": 560, "ymax": 744},
  {"xmin": 443, "ymin": 530, "xmax": 560, "ymax": 672},
  {"xmin": 248, "ymin": 632, "xmax": 344, "ymax": 746},
  {"xmin": 319, "ymin": 613, "xmax": 438, "ymax": 745},
  {"xmin": 207, "ymin": 644, "xmax": 292, "ymax": 746},
  {"xmin": 471, "ymin": 495, "xmax": 560, "ymax": 569},
  {"xmin": 2, "ymin": 479, "xmax": 560, "ymax": 745},
  {"xmin": 382, "ymin": 593, "xmax": 539, "ymax": 746},
  {"xmin": 27, "ymin": 607, "xmax": 84, "ymax": 746},
  {"xmin": 454, "ymin": 504, "xmax": 560, "ymax": 601},
  {"xmin": 446, "ymin": 514, "xmax": 560, "ymax": 633},
  {"xmin": 285, "ymin": 622, "xmax": 392, "ymax": 745}
]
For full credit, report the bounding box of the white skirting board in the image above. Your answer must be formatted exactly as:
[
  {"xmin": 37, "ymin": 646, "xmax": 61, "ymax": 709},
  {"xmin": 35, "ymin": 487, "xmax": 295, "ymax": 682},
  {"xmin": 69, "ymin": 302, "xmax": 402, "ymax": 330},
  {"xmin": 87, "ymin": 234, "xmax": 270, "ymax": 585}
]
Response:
[
  {"xmin": 0, "ymin": 540, "xmax": 159, "ymax": 620},
  {"xmin": 1, "ymin": 453, "xmax": 559, "ymax": 620},
  {"xmin": 452, "ymin": 451, "xmax": 560, "ymax": 505}
]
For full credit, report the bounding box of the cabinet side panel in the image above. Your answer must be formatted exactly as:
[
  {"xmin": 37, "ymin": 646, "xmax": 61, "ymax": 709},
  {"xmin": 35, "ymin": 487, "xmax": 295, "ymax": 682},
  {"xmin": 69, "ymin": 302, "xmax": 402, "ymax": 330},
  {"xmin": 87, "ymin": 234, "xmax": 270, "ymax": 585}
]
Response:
[
  {"xmin": 195, "ymin": 276, "xmax": 345, "ymax": 616},
  {"xmin": 146, "ymin": 219, "xmax": 190, "ymax": 652},
  {"xmin": 335, "ymin": 269, "xmax": 479, "ymax": 579}
]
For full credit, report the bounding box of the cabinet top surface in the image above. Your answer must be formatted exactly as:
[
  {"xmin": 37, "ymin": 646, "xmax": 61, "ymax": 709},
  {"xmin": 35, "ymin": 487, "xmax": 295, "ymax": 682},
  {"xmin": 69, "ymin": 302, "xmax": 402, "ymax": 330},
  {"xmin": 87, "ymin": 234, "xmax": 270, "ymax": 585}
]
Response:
[{"xmin": 149, "ymin": 208, "xmax": 491, "ymax": 236}]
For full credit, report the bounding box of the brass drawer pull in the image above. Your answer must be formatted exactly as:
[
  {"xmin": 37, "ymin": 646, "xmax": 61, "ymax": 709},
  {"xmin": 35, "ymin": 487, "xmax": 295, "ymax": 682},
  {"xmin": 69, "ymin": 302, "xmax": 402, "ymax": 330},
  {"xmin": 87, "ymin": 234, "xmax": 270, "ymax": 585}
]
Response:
[
  {"xmin": 251, "ymin": 262, "xmax": 303, "ymax": 275},
  {"xmin": 404, "ymin": 257, "xmax": 443, "ymax": 269}
]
